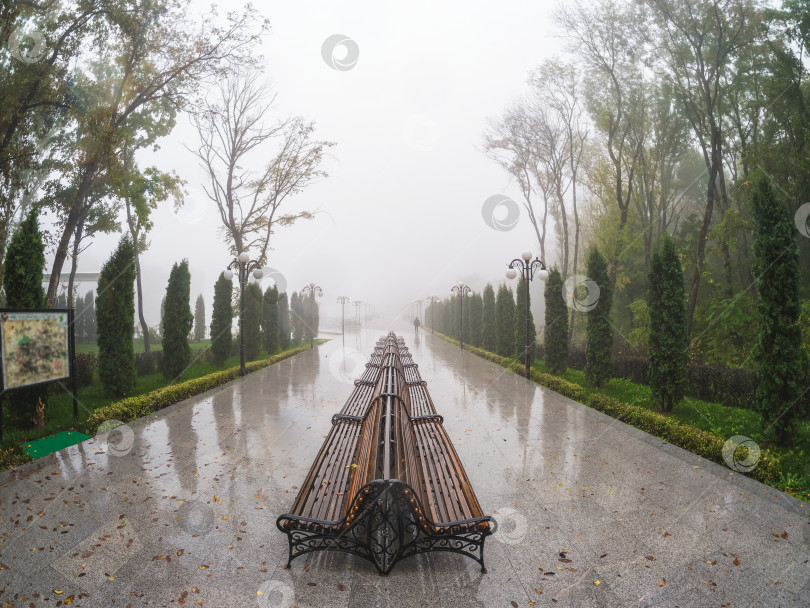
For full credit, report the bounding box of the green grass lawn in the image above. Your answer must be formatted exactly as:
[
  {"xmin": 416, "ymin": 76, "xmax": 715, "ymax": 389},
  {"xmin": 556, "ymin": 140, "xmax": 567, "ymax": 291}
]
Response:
[
  {"xmin": 74, "ymin": 339, "xmax": 212, "ymax": 354},
  {"xmin": 1, "ymin": 343, "xmax": 300, "ymax": 447},
  {"xmin": 529, "ymin": 358, "xmax": 810, "ymax": 499}
]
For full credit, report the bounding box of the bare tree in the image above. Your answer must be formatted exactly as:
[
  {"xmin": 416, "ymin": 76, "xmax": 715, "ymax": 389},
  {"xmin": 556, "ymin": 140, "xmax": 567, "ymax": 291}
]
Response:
[
  {"xmin": 529, "ymin": 60, "xmax": 589, "ymax": 340},
  {"xmin": 189, "ymin": 67, "xmax": 335, "ymax": 274},
  {"xmin": 484, "ymin": 101, "xmax": 552, "ymax": 263},
  {"xmin": 555, "ymin": 0, "xmax": 647, "ymax": 290}
]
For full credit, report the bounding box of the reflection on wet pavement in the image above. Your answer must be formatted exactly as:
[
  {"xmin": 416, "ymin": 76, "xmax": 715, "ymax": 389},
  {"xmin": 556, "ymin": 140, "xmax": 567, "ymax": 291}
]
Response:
[{"xmin": 1, "ymin": 328, "xmax": 808, "ymax": 607}]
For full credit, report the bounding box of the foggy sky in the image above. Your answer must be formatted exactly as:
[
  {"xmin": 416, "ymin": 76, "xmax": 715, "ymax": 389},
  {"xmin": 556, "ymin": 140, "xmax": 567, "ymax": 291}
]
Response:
[{"xmin": 44, "ymin": 0, "xmax": 564, "ymax": 330}]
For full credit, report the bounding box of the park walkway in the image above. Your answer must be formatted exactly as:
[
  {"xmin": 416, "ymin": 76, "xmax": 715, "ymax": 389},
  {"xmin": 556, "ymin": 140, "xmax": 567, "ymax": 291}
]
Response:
[{"xmin": 1, "ymin": 329, "xmax": 808, "ymax": 607}]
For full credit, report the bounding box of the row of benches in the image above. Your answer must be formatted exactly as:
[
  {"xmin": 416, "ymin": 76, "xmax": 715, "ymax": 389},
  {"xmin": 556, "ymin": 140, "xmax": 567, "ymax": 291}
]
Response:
[{"xmin": 276, "ymin": 332, "xmax": 495, "ymax": 574}]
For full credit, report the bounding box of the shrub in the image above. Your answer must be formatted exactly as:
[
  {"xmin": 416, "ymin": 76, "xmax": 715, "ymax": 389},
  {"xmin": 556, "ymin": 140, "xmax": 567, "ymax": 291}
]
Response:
[
  {"xmin": 613, "ymin": 356, "xmax": 649, "ymax": 385},
  {"xmin": 686, "ymin": 365, "xmax": 757, "ymax": 410},
  {"xmin": 0, "ymin": 442, "xmax": 32, "ymax": 471},
  {"xmin": 74, "ymin": 353, "xmax": 97, "ymax": 388},
  {"xmin": 134, "ymin": 352, "xmax": 156, "ymax": 376},
  {"xmin": 96, "ymin": 235, "xmax": 137, "ymax": 397}
]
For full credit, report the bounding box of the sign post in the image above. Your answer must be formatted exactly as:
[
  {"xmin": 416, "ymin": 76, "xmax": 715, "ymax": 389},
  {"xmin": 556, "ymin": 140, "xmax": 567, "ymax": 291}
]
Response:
[{"xmin": 0, "ymin": 309, "xmax": 76, "ymax": 441}]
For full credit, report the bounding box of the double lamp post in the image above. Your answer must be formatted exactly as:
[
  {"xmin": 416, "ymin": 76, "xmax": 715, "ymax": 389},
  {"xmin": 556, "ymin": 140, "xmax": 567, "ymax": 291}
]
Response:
[
  {"xmin": 301, "ymin": 282, "xmax": 323, "ymax": 349},
  {"xmin": 450, "ymin": 281, "xmax": 473, "ymax": 349},
  {"xmin": 506, "ymin": 251, "xmax": 548, "ymax": 379}
]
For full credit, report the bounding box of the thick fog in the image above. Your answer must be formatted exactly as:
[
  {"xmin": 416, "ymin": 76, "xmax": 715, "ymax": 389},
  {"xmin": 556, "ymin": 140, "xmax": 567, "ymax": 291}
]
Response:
[{"xmin": 44, "ymin": 1, "xmax": 562, "ymax": 329}]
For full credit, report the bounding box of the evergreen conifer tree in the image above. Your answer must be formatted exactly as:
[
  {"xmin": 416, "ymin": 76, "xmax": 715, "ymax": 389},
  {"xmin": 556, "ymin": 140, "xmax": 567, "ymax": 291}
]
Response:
[
  {"xmin": 544, "ymin": 267, "xmax": 569, "ymax": 375},
  {"xmin": 210, "ymin": 272, "xmax": 233, "ymax": 366},
  {"xmin": 585, "ymin": 247, "xmax": 613, "ymax": 387},
  {"xmin": 161, "ymin": 260, "xmax": 194, "ymax": 378},
  {"xmin": 96, "ymin": 236, "xmax": 137, "ymax": 396}
]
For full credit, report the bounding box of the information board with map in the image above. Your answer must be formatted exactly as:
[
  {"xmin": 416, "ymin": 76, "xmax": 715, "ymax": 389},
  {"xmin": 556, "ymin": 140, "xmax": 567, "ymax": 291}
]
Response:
[{"xmin": 0, "ymin": 310, "xmax": 71, "ymax": 390}]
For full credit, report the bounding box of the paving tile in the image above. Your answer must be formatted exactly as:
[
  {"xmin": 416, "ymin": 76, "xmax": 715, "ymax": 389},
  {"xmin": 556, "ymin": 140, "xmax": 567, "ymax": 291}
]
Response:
[{"xmin": 1, "ymin": 329, "xmax": 808, "ymax": 607}]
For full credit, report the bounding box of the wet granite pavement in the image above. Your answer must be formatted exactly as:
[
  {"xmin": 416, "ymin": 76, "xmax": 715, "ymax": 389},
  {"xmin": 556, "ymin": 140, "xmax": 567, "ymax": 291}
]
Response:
[{"xmin": 1, "ymin": 328, "xmax": 808, "ymax": 607}]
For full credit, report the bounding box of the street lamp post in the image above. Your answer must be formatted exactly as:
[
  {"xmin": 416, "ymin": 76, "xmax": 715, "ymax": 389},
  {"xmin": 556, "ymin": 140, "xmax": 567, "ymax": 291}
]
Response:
[
  {"xmin": 425, "ymin": 295, "xmax": 439, "ymax": 334},
  {"xmin": 224, "ymin": 252, "xmax": 264, "ymax": 377},
  {"xmin": 353, "ymin": 300, "xmax": 363, "ymax": 328},
  {"xmin": 506, "ymin": 251, "xmax": 548, "ymax": 379},
  {"xmin": 450, "ymin": 282, "xmax": 473, "ymax": 349},
  {"xmin": 301, "ymin": 283, "xmax": 323, "ymax": 349}
]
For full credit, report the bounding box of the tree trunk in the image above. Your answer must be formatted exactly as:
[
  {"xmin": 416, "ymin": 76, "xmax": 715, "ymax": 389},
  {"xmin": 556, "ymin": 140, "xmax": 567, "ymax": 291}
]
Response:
[
  {"xmin": 134, "ymin": 249, "xmax": 150, "ymax": 354},
  {"xmin": 568, "ymin": 167, "xmax": 580, "ymax": 346},
  {"xmin": 125, "ymin": 197, "xmax": 150, "ymax": 354},
  {"xmin": 46, "ymin": 163, "xmax": 97, "ymax": 306},
  {"xmin": 67, "ymin": 219, "xmax": 84, "ymax": 309},
  {"xmin": 715, "ymin": 158, "xmax": 734, "ymax": 298},
  {"xmin": 686, "ymin": 164, "xmax": 718, "ymax": 340}
]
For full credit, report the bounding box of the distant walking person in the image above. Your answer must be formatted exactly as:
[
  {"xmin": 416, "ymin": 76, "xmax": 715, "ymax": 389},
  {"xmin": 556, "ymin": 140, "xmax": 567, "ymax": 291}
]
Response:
[{"xmin": 413, "ymin": 317, "xmax": 421, "ymax": 334}]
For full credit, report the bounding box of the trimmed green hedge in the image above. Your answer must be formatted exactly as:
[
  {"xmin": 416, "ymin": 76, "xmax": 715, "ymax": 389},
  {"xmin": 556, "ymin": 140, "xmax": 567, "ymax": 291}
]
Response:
[
  {"xmin": 433, "ymin": 331, "xmax": 782, "ymax": 486},
  {"xmin": 86, "ymin": 344, "xmax": 316, "ymax": 434},
  {"xmin": 586, "ymin": 393, "xmax": 781, "ymax": 484}
]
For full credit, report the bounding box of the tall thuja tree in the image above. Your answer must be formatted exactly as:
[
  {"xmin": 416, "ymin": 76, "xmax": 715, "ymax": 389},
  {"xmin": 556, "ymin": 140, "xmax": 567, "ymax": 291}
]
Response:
[
  {"xmin": 301, "ymin": 293, "xmax": 315, "ymax": 344},
  {"xmin": 462, "ymin": 294, "xmax": 472, "ymax": 344},
  {"xmin": 278, "ymin": 292, "xmax": 290, "ymax": 348},
  {"xmin": 242, "ymin": 283, "xmax": 262, "ymax": 360},
  {"xmin": 544, "ymin": 267, "xmax": 569, "ymax": 375},
  {"xmin": 495, "ymin": 284, "xmax": 516, "ymax": 357},
  {"xmin": 585, "ymin": 247, "xmax": 613, "ymax": 387},
  {"xmin": 647, "ymin": 235, "xmax": 688, "ymax": 412},
  {"xmin": 514, "ymin": 277, "xmax": 536, "ymax": 367},
  {"xmin": 469, "ymin": 292, "xmax": 484, "ymax": 347},
  {"xmin": 751, "ymin": 175, "xmax": 808, "ymax": 446},
  {"xmin": 262, "ymin": 285, "xmax": 279, "ymax": 354},
  {"xmin": 159, "ymin": 296, "xmax": 166, "ymax": 338},
  {"xmin": 193, "ymin": 294, "xmax": 205, "ymax": 341},
  {"xmin": 442, "ymin": 297, "xmax": 452, "ymax": 335},
  {"xmin": 482, "ymin": 284, "xmax": 496, "ymax": 352},
  {"xmin": 161, "ymin": 260, "xmax": 194, "ymax": 378},
  {"xmin": 96, "ymin": 236, "xmax": 137, "ymax": 396},
  {"xmin": 290, "ymin": 292, "xmax": 304, "ymax": 344},
  {"xmin": 313, "ymin": 296, "xmax": 320, "ymax": 340},
  {"xmin": 2, "ymin": 210, "xmax": 48, "ymax": 428},
  {"xmin": 210, "ymin": 272, "xmax": 233, "ymax": 366}
]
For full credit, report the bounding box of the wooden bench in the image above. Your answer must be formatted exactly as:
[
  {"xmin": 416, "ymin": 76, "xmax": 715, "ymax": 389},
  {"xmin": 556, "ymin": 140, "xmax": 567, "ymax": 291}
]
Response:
[{"xmin": 277, "ymin": 332, "xmax": 494, "ymax": 574}]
